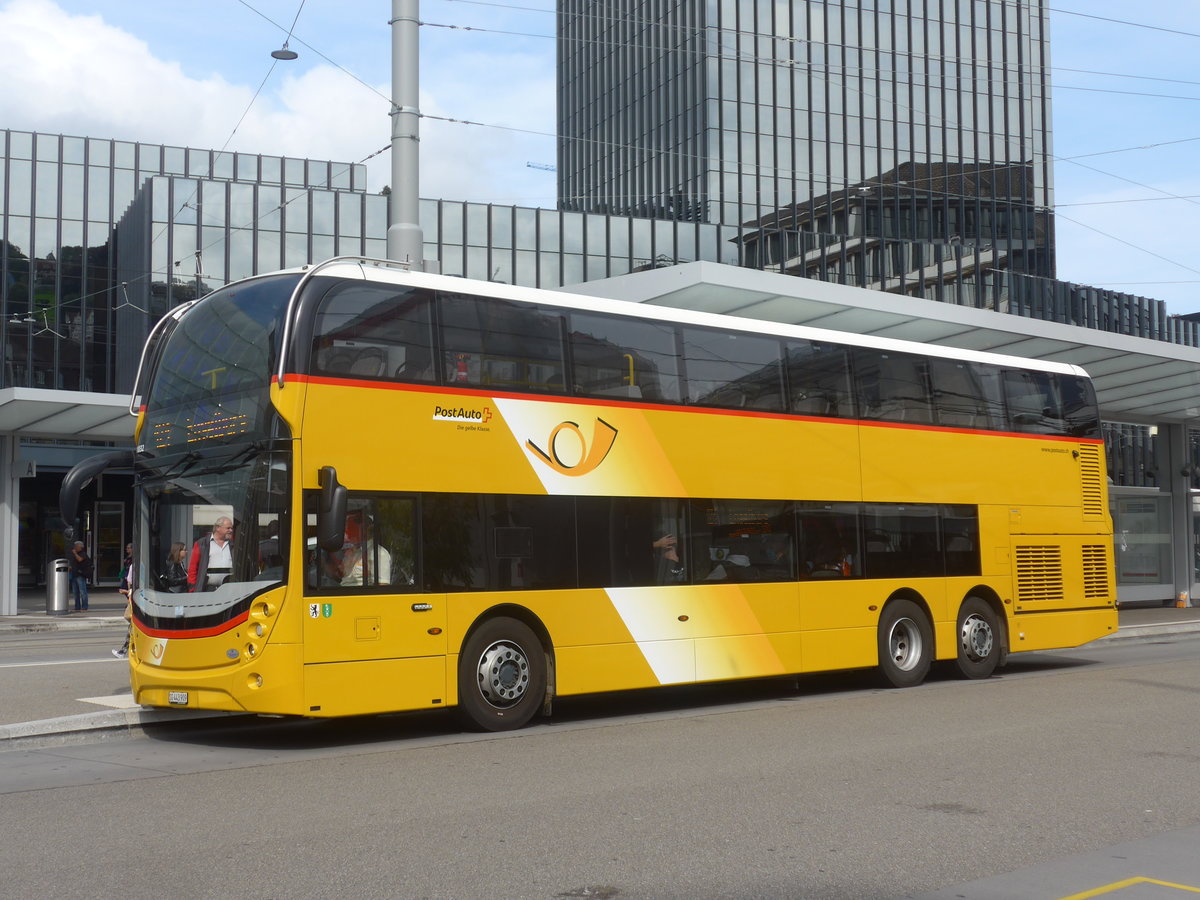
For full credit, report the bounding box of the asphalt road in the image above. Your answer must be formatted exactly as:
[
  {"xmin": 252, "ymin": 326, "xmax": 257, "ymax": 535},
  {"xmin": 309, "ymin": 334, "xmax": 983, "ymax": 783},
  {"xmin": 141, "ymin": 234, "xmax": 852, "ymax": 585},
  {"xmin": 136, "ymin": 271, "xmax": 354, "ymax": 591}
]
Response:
[
  {"xmin": 0, "ymin": 626, "xmax": 132, "ymax": 726},
  {"xmin": 1, "ymin": 635, "xmax": 1198, "ymax": 899}
]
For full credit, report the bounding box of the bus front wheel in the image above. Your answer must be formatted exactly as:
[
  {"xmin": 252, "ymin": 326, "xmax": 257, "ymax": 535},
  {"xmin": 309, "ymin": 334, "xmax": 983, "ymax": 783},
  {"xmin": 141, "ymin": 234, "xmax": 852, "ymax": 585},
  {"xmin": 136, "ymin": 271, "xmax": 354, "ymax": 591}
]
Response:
[
  {"xmin": 457, "ymin": 617, "xmax": 546, "ymax": 732},
  {"xmin": 877, "ymin": 599, "xmax": 932, "ymax": 688},
  {"xmin": 955, "ymin": 597, "xmax": 1002, "ymax": 679}
]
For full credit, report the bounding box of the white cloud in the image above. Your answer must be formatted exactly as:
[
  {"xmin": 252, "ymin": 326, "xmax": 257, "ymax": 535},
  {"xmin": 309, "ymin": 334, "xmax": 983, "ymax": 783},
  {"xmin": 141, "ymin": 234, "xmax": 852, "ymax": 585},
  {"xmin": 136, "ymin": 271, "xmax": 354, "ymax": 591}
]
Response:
[
  {"xmin": 4, "ymin": 0, "xmax": 1191, "ymax": 309},
  {"xmin": 0, "ymin": 0, "xmax": 555, "ymax": 202}
]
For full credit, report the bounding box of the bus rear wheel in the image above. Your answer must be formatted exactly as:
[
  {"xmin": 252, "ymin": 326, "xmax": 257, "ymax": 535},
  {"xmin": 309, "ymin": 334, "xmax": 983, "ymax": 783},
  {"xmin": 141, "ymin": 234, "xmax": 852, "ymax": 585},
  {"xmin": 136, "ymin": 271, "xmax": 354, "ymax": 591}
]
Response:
[
  {"xmin": 955, "ymin": 596, "xmax": 1002, "ymax": 679},
  {"xmin": 877, "ymin": 599, "xmax": 932, "ymax": 688},
  {"xmin": 457, "ymin": 617, "xmax": 546, "ymax": 732}
]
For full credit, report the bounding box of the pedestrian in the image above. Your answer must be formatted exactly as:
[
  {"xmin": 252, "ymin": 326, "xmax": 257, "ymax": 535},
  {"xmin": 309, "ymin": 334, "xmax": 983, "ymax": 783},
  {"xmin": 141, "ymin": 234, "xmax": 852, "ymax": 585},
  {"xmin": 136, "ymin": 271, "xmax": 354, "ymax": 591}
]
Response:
[
  {"xmin": 68, "ymin": 540, "xmax": 92, "ymax": 611},
  {"xmin": 117, "ymin": 543, "xmax": 133, "ymax": 596},
  {"xmin": 113, "ymin": 542, "xmax": 134, "ymax": 658}
]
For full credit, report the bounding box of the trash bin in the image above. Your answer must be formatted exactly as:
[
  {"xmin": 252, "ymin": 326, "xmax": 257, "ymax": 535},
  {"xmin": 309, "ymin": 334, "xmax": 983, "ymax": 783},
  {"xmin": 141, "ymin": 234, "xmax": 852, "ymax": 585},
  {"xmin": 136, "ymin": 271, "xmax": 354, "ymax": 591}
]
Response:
[{"xmin": 46, "ymin": 558, "xmax": 71, "ymax": 616}]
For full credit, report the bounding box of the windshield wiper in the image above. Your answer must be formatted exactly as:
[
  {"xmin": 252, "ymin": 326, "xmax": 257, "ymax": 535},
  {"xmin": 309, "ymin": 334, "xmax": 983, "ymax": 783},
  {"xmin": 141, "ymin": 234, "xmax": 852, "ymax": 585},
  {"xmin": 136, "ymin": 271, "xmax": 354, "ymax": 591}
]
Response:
[
  {"xmin": 156, "ymin": 451, "xmax": 201, "ymax": 480},
  {"xmin": 205, "ymin": 440, "xmax": 270, "ymax": 475}
]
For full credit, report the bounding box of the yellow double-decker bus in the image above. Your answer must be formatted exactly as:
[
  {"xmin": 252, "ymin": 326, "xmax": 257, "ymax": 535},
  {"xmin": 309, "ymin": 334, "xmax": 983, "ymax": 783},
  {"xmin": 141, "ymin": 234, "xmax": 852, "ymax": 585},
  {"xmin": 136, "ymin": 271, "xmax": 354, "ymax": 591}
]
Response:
[{"xmin": 64, "ymin": 257, "xmax": 1116, "ymax": 730}]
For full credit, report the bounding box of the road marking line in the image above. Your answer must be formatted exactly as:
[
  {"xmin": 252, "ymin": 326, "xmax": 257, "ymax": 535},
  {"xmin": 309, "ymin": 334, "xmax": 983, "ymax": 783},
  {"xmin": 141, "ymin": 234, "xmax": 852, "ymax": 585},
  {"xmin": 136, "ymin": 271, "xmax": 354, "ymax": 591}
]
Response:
[
  {"xmin": 78, "ymin": 694, "xmax": 139, "ymax": 709},
  {"xmin": 0, "ymin": 658, "xmax": 126, "ymax": 669},
  {"xmin": 1059, "ymin": 876, "xmax": 1200, "ymax": 898}
]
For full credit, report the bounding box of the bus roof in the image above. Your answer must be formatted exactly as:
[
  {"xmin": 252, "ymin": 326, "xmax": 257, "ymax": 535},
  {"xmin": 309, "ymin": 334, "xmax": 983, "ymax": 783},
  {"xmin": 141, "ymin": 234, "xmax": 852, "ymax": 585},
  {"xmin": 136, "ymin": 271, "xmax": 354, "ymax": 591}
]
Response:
[{"xmin": 242, "ymin": 257, "xmax": 1093, "ymax": 382}]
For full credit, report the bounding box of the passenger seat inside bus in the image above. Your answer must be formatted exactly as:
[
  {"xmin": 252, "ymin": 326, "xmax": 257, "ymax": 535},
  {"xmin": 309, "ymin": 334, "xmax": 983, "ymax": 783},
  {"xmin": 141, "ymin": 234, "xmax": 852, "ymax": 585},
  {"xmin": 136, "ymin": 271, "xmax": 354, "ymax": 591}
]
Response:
[
  {"xmin": 348, "ymin": 347, "xmax": 387, "ymax": 377},
  {"xmin": 317, "ymin": 346, "xmax": 388, "ymax": 378}
]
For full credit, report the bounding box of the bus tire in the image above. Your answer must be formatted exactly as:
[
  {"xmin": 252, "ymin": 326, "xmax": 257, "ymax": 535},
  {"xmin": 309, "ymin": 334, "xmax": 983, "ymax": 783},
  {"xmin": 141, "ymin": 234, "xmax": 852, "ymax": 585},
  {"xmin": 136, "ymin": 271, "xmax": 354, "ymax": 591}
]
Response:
[
  {"xmin": 457, "ymin": 616, "xmax": 546, "ymax": 732},
  {"xmin": 877, "ymin": 599, "xmax": 932, "ymax": 688},
  {"xmin": 955, "ymin": 596, "xmax": 1002, "ymax": 679}
]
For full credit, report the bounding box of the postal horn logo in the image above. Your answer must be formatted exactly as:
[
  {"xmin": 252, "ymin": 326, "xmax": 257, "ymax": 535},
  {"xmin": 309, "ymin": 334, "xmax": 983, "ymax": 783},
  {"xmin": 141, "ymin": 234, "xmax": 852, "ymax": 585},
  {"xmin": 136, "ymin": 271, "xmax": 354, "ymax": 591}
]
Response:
[{"xmin": 526, "ymin": 418, "xmax": 617, "ymax": 476}]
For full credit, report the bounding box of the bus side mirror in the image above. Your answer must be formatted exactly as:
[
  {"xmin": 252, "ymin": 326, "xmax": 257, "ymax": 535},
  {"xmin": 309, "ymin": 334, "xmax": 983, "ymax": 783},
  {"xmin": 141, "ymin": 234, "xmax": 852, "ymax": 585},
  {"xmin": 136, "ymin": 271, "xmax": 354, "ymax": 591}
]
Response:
[
  {"xmin": 60, "ymin": 449, "xmax": 137, "ymax": 530},
  {"xmin": 317, "ymin": 466, "xmax": 348, "ymax": 553}
]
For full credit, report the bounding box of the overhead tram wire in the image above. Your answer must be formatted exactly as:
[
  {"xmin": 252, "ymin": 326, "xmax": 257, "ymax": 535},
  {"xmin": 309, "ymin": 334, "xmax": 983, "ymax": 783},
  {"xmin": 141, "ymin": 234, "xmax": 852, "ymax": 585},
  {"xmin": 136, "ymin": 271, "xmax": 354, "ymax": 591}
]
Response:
[
  {"xmin": 1048, "ymin": 7, "xmax": 1200, "ymax": 40},
  {"xmin": 108, "ymin": 0, "xmax": 367, "ymax": 304},
  {"xmin": 1052, "ymin": 211, "xmax": 1200, "ymax": 278},
  {"xmin": 234, "ymin": 0, "xmax": 393, "ymax": 108},
  {"xmin": 227, "ymin": 4, "xmax": 1200, "ymax": 236},
  {"xmin": 1059, "ymin": 196, "xmax": 1200, "ymax": 208},
  {"xmin": 272, "ymin": 0, "xmax": 308, "ymax": 60},
  {"xmin": 420, "ymin": 11, "xmax": 1200, "ymax": 263},
  {"xmin": 417, "ymin": 17, "xmax": 1200, "ymax": 158},
  {"xmin": 206, "ymin": 1, "xmax": 1198, "ymax": 295},
  {"xmin": 420, "ymin": 103, "xmax": 1199, "ymax": 233},
  {"xmin": 231, "ymin": 0, "xmax": 1197, "ymax": 196},
  {"xmin": 447, "ymin": 0, "xmax": 1200, "ymax": 49},
  {"xmin": 427, "ymin": 2, "xmax": 1200, "ymax": 97},
  {"xmin": 1060, "ymin": 137, "xmax": 1200, "ymax": 162}
]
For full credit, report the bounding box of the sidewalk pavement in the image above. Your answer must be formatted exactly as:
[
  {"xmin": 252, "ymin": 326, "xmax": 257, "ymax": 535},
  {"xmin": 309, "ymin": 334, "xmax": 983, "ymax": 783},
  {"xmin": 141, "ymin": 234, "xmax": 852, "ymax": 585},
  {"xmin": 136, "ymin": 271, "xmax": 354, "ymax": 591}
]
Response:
[
  {"xmin": 2, "ymin": 589, "xmax": 1199, "ymax": 746},
  {"xmin": 3, "ymin": 587, "xmax": 130, "ymax": 631}
]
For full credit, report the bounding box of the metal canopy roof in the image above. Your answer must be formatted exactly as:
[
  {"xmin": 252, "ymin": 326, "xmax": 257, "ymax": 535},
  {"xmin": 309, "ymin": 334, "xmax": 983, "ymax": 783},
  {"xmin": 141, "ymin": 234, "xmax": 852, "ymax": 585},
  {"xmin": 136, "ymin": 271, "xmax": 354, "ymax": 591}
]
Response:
[
  {"xmin": 2, "ymin": 262, "xmax": 1198, "ymax": 440},
  {"xmin": 0, "ymin": 388, "xmax": 133, "ymax": 441},
  {"xmin": 568, "ymin": 261, "xmax": 1200, "ymax": 425}
]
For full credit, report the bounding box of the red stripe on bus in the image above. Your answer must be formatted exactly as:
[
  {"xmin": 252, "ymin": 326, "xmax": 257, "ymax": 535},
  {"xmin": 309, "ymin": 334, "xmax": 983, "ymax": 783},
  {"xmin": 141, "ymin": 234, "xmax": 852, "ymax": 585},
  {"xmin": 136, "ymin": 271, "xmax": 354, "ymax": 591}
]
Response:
[{"xmin": 137, "ymin": 609, "xmax": 250, "ymax": 639}]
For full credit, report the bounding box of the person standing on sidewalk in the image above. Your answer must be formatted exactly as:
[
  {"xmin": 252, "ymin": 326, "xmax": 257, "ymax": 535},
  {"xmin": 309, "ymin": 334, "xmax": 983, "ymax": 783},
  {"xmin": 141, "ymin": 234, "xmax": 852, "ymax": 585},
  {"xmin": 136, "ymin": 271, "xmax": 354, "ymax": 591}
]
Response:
[{"xmin": 69, "ymin": 541, "xmax": 92, "ymax": 611}]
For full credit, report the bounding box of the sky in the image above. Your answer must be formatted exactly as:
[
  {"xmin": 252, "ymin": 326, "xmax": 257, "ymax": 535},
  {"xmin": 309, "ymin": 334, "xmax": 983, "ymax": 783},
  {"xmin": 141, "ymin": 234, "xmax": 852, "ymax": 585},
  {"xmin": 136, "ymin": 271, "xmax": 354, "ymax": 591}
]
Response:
[{"xmin": 0, "ymin": 0, "xmax": 1197, "ymax": 313}]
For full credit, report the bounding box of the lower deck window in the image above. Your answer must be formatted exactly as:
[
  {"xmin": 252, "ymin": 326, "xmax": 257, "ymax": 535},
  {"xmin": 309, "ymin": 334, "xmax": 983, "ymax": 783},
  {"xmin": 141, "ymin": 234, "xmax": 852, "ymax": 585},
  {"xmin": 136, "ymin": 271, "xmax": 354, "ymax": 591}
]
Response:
[{"xmin": 303, "ymin": 492, "xmax": 980, "ymax": 594}]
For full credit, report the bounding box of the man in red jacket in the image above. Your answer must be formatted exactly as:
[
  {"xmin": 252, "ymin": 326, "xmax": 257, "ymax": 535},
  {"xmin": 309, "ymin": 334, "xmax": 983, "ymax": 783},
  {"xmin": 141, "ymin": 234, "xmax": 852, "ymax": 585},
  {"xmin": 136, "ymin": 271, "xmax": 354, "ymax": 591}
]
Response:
[{"xmin": 188, "ymin": 516, "xmax": 234, "ymax": 591}]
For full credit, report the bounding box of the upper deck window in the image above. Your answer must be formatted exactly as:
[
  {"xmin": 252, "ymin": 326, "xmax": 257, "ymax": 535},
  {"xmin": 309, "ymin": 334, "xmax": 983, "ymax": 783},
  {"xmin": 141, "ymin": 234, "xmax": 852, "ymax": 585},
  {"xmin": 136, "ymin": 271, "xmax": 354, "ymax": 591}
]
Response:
[
  {"xmin": 439, "ymin": 294, "xmax": 566, "ymax": 392},
  {"xmin": 929, "ymin": 359, "xmax": 1004, "ymax": 430},
  {"xmin": 1003, "ymin": 370, "xmax": 1099, "ymax": 437},
  {"xmin": 681, "ymin": 328, "xmax": 785, "ymax": 411},
  {"xmin": 570, "ymin": 313, "xmax": 682, "ymax": 403},
  {"xmin": 784, "ymin": 341, "xmax": 853, "ymax": 418},
  {"xmin": 853, "ymin": 349, "xmax": 934, "ymax": 425},
  {"xmin": 312, "ymin": 283, "xmax": 436, "ymax": 383}
]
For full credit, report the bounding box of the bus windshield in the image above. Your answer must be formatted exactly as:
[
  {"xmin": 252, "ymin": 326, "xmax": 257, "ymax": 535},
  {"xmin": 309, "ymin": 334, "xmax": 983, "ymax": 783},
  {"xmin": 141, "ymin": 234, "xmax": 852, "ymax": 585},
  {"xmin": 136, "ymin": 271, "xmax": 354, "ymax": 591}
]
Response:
[
  {"xmin": 135, "ymin": 446, "xmax": 290, "ymax": 631},
  {"xmin": 141, "ymin": 273, "xmax": 301, "ymax": 452}
]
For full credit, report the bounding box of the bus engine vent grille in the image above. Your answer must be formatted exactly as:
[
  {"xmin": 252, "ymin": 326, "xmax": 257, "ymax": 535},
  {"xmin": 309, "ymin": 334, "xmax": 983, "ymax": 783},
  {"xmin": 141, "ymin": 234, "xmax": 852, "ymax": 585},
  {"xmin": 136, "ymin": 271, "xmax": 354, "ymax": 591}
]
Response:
[
  {"xmin": 1081, "ymin": 545, "xmax": 1110, "ymax": 598},
  {"xmin": 1015, "ymin": 545, "xmax": 1065, "ymax": 601},
  {"xmin": 1078, "ymin": 444, "xmax": 1105, "ymax": 518}
]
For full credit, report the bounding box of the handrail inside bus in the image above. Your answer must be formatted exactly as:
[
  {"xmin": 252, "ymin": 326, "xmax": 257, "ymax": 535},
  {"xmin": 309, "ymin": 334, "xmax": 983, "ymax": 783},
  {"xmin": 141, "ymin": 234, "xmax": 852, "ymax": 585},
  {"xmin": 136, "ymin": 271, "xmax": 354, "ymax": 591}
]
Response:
[{"xmin": 276, "ymin": 256, "xmax": 417, "ymax": 388}]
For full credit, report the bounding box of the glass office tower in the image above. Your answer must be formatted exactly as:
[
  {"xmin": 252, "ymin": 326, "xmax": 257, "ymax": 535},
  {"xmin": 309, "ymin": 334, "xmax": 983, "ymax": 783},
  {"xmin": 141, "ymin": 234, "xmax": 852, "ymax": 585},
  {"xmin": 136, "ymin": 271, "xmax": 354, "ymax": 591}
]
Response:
[{"xmin": 557, "ymin": 0, "xmax": 1055, "ymax": 300}]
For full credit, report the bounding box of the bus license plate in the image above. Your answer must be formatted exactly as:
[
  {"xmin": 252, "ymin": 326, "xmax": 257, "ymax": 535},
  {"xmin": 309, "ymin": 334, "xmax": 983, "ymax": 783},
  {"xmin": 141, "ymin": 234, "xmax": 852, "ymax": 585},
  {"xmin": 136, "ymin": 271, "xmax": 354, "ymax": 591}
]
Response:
[{"xmin": 168, "ymin": 691, "xmax": 189, "ymax": 706}]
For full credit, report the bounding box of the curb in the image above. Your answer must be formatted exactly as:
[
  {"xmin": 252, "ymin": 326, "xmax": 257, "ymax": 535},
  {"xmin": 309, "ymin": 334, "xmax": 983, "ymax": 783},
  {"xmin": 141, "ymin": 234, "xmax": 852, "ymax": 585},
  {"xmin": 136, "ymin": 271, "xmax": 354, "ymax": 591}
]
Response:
[
  {"xmin": 0, "ymin": 707, "xmax": 245, "ymax": 750},
  {"xmin": 1094, "ymin": 620, "xmax": 1200, "ymax": 644},
  {"xmin": 0, "ymin": 615, "xmax": 127, "ymax": 634}
]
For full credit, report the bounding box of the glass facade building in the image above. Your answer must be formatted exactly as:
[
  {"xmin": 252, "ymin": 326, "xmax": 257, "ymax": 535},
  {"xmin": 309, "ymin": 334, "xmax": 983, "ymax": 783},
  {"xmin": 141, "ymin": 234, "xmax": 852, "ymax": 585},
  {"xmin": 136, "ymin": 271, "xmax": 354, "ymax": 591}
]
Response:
[
  {"xmin": 0, "ymin": 128, "xmax": 384, "ymax": 591},
  {"xmin": 558, "ymin": 0, "xmax": 1055, "ymax": 305},
  {"xmin": 1, "ymin": 128, "xmax": 382, "ymax": 394}
]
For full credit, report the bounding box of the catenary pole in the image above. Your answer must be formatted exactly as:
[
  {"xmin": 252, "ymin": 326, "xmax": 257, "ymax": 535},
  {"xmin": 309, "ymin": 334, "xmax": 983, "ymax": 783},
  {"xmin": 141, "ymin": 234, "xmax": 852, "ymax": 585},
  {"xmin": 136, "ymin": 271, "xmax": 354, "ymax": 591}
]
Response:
[{"xmin": 387, "ymin": 0, "xmax": 424, "ymax": 267}]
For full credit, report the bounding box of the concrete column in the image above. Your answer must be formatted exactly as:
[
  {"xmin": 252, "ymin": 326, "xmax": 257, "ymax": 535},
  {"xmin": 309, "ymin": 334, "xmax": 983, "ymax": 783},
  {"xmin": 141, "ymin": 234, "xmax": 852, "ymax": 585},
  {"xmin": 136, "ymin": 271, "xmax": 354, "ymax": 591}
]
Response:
[
  {"xmin": 0, "ymin": 436, "xmax": 18, "ymax": 616},
  {"xmin": 1163, "ymin": 423, "xmax": 1193, "ymax": 606}
]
